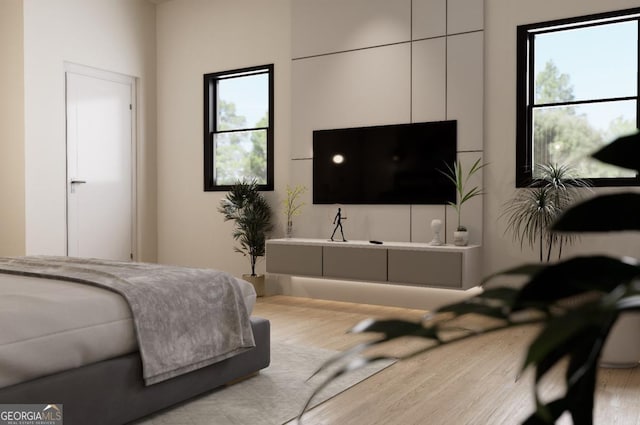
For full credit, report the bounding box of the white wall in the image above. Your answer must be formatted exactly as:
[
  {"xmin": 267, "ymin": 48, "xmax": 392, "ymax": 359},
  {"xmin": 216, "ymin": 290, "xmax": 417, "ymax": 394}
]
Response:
[
  {"xmin": 484, "ymin": 0, "xmax": 640, "ymax": 275},
  {"xmin": 23, "ymin": 0, "xmax": 157, "ymax": 261},
  {"xmin": 155, "ymin": 0, "xmax": 292, "ymax": 276},
  {"xmin": 0, "ymin": 0, "xmax": 26, "ymax": 256},
  {"xmin": 151, "ymin": 0, "xmax": 640, "ymax": 301}
]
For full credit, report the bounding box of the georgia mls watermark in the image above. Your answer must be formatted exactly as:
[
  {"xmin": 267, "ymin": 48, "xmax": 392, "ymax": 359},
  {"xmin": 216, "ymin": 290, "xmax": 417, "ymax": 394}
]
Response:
[{"xmin": 0, "ymin": 404, "xmax": 63, "ymax": 425}]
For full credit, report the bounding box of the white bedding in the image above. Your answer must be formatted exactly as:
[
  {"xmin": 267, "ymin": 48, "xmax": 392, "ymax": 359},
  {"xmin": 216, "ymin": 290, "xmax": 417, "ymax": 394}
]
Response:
[{"xmin": 0, "ymin": 273, "xmax": 256, "ymax": 388}]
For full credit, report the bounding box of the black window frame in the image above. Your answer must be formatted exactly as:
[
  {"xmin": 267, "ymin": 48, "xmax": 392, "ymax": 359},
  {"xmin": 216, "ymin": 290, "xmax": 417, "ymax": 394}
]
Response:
[
  {"xmin": 516, "ymin": 8, "xmax": 640, "ymax": 188},
  {"xmin": 203, "ymin": 64, "xmax": 274, "ymax": 192}
]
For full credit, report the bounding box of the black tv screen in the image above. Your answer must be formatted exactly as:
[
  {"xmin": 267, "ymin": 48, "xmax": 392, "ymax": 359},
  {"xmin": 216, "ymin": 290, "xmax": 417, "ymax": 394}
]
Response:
[{"xmin": 313, "ymin": 120, "xmax": 457, "ymax": 205}]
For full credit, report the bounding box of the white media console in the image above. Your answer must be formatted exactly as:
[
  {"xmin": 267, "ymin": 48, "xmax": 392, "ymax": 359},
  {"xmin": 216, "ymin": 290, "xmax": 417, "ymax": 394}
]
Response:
[{"xmin": 266, "ymin": 238, "xmax": 482, "ymax": 290}]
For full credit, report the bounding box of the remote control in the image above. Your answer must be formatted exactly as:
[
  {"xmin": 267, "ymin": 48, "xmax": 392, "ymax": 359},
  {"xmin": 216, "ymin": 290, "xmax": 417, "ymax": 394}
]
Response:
[{"xmin": 369, "ymin": 240, "xmax": 383, "ymax": 244}]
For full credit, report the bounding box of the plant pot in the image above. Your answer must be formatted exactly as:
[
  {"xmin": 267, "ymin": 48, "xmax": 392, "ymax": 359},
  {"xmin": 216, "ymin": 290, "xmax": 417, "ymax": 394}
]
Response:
[
  {"xmin": 453, "ymin": 230, "xmax": 469, "ymax": 246},
  {"xmin": 600, "ymin": 312, "xmax": 640, "ymax": 368},
  {"xmin": 285, "ymin": 220, "xmax": 293, "ymax": 238},
  {"xmin": 242, "ymin": 274, "xmax": 265, "ymax": 297}
]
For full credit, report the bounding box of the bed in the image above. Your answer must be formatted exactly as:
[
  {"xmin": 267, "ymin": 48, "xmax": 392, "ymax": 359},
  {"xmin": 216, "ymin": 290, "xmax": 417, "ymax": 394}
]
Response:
[{"xmin": 0, "ymin": 257, "xmax": 271, "ymax": 425}]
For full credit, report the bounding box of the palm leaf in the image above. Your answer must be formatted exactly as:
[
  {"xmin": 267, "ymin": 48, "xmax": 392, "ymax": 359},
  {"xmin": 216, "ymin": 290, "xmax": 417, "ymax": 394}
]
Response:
[
  {"xmin": 552, "ymin": 193, "xmax": 640, "ymax": 232},
  {"xmin": 514, "ymin": 256, "xmax": 640, "ymax": 306},
  {"xmin": 591, "ymin": 131, "xmax": 640, "ymax": 172}
]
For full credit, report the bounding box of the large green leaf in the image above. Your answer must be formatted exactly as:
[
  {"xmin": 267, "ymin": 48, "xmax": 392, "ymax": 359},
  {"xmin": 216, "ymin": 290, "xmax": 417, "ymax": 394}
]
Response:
[
  {"xmin": 481, "ymin": 264, "xmax": 547, "ymax": 285},
  {"xmin": 350, "ymin": 318, "xmax": 439, "ymax": 341},
  {"xmin": 562, "ymin": 323, "xmax": 613, "ymax": 425},
  {"xmin": 615, "ymin": 292, "xmax": 640, "ymax": 311},
  {"xmin": 514, "ymin": 256, "xmax": 640, "ymax": 306},
  {"xmin": 523, "ymin": 399, "xmax": 568, "ymax": 424},
  {"xmin": 299, "ymin": 354, "xmax": 396, "ymax": 419},
  {"xmin": 522, "ymin": 308, "xmax": 599, "ymax": 373},
  {"xmin": 552, "ymin": 193, "xmax": 640, "ymax": 232},
  {"xmin": 437, "ymin": 289, "xmax": 518, "ymax": 319},
  {"xmin": 591, "ymin": 131, "xmax": 640, "ymax": 172}
]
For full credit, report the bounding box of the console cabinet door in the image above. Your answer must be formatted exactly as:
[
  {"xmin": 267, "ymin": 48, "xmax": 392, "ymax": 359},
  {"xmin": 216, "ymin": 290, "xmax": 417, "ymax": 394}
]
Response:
[
  {"xmin": 266, "ymin": 244, "xmax": 323, "ymax": 276},
  {"xmin": 388, "ymin": 250, "xmax": 462, "ymax": 288},
  {"xmin": 323, "ymin": 246, "xmax": 387, "ymax": 281}
]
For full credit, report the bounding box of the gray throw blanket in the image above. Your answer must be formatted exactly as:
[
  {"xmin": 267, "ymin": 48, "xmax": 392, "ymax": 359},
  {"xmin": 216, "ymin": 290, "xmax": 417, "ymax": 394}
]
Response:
[{"xmin": 0, "ymin": 256, "xmax": 255, "ymax": 385}]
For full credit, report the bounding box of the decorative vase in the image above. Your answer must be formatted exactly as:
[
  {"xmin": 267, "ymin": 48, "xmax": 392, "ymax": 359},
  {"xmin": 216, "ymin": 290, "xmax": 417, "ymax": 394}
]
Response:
[
  {"xmin": 429, "ymin": 219, "xmax": 444, "ymax": 246},
  {"xmin": 453, "ymin": 230, "xmax": 469, "ymax": 246},
  {"xmin": 285, "ymin": 220, "xmax": 293, "ymax": 238},
  {"xmin": 242, "ymin": 273, "xmax": 265, "ymax": 297}
]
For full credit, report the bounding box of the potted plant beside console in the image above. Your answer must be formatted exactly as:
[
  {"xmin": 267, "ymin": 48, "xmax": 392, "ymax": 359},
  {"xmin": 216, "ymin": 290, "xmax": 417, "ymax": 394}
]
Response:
[
  {"xmin": 441, "ymin": 158, "xmax": 486, "ymax": 246},
  {"xmin": 502, "ymin": 163, "xmax": 590, "ymax": 262},
  {"xmin": 219, "ymin": 179, "xmax": 273, "ymax": 296}
]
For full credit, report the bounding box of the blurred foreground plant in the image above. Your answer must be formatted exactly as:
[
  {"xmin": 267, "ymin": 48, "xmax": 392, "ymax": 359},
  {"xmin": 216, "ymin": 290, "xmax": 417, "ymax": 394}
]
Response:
[{"xmin": 301, "ymin": 132, "xmax": 640, "ymax": 424}]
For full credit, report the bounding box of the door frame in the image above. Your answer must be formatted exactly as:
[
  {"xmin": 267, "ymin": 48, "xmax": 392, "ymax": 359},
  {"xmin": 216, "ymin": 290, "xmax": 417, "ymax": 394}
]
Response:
[{"xmin": 64, "ymin": 62, "xmax": 138, "ymax": 260}]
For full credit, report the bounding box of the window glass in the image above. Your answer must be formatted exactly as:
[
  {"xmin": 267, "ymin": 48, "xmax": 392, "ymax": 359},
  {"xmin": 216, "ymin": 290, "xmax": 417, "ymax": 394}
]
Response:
[
  {"xmin": 217, "ymin": 73, "xmax": 269, "ymax": 130},
  {"xmin": 204, "ymin": 65, "xmax": 273, "ymax": 191},
  {"xmin": 532, "ymin": 101, "xmax": 636, "ymax": 178},
  {"xmin": 534, "ymin": 21, "xmax": 637, "ymax": 103},
  {"xmin": 214, "ymin": 130, "xmax": 268, "ymax": 186},
  {"xmin": 516, "ymin": 10, "xmax": 640, "ymax": 186}
]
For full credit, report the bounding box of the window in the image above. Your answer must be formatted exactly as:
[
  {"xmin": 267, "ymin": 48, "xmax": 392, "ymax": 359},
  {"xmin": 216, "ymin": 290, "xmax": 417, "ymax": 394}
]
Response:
[
  {"xmin": 204, "ymin": 64, "xmax": 274, "ymax": 191},
  {"xmin": 516, "ymin": 9, "xmax": 640, "ymax": 187}
]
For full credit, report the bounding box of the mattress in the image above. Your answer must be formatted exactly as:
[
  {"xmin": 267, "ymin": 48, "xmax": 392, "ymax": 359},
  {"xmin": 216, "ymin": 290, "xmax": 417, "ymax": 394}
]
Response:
[{"xmin": 0, "ymin": 273, "xmax": 256, "ymax": 388}]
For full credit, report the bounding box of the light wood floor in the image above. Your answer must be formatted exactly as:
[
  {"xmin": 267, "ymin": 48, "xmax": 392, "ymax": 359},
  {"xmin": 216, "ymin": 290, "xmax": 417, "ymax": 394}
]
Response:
[{"xmin": 253, "ymin": 296, "xmax": 640, "ymax": 425}]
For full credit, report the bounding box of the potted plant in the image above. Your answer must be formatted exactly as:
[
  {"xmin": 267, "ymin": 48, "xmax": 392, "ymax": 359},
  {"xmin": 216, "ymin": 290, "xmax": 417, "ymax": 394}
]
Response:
[
  {"xmin": 301, "ymin": 132, "xmax": 640, "ymax": 424},
  {"xmin": 281, "ymin": 184, "xmax": 307, "ymax": 238},
  {"xmin": 218, "ymin": 179, "xmax": 273, "ymax": 296},
  {"xmin": 441, "ymin": 158, "xmax": 486, "ymax": 245},
  {"xmin": 503, "ymin": 163, "xmax": 590, "ymax": 262}
]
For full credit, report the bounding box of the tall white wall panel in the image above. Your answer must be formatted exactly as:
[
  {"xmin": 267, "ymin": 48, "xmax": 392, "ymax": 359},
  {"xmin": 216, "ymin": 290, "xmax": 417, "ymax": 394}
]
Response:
[
  {"xmin": 447, "ymin": 0, "xmax": 484, "ymax": 34},
  {"xmin": 291, "ymin": 44, "xmax": 411, "ymax": 159},
  {"xmin": 411, "ymin": 37, "xmax": 447, "ymax": 122},
  {"xmin": 292, "ymin": 0, "xmax": 411, "ymax": 58},
  {"xmin": 447, "ymin": 31, "xmax": 484, "ymax": 152},
  {"xmin": 412, "ymin": 0, "xmax": 447, "ymax": 39}
]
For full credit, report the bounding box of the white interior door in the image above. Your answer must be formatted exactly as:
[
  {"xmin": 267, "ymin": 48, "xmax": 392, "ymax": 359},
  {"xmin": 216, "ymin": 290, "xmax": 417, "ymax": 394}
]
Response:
[{"xmin": 66, "ymin": 66, "xmax": 135, "ymax": 260}]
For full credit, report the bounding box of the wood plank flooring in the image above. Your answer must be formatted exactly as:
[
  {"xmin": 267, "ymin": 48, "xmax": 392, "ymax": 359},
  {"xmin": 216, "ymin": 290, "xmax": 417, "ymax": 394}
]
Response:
[{"xmin": 253, "ymin": 296, "xmax": 640, "ymax": 425}]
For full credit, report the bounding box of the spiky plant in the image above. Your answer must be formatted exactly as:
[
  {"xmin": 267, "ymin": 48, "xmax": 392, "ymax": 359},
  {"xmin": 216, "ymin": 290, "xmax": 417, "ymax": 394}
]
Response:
[
  {"xmin": 503, "ymin": 163, "xmax": 590, "ymax": 262},
  {"xmin": 441, "ymin": 158, "xmax": 487, "ymax": 231},
  {"xmin": 218, "ymin": 179, "xmax": 273, "ymax": 276}
]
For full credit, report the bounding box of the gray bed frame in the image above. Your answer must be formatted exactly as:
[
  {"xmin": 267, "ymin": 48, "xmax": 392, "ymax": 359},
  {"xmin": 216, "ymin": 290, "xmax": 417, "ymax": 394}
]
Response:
[{"xmin": 0, "ymin": 317, "xmax": 270, "ymax": 425}]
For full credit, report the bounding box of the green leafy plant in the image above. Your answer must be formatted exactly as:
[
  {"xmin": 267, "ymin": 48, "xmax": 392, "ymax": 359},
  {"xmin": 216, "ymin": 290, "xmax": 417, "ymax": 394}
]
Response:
[
  {"xmin": 282, "ymin": 184, "xmax": 307, "ymax": 226},
  {"xmin": 218, "ymin": 179, "xmax": 273, "ymax": 276},
  {"xmin": 441, "ymin": 158, "xmax": 487, "ymax": 231},
  {"xmin": 503, "ymin": 163, "xmax": 590, "ymax": 262},
  {"xmin": 302, "ymin": 132, "xmax": 640, "ymax": 424}
]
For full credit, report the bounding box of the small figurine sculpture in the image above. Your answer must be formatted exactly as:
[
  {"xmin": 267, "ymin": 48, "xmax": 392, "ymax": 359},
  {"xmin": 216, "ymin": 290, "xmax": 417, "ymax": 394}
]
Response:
[
  {"xmin": 330, "ymin": 207, "xmax": 347, "ymax": 242},
  {"xmin": 429, "ymin": 219, "xmax": 444, "ymax": 246}
]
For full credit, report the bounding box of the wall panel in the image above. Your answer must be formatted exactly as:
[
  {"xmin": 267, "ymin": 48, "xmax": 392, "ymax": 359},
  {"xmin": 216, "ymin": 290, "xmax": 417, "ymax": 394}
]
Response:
[
  {"xmin": 448, "ymin": 0, "xmax": 484, "ymax": 34},
  {"xmin": 292, "ymin": 0, "xmax": 411, "ymax": 58},
  {"xmin": 447, "ymin": 31, "xmax": 484, "ymax": 152},
  {"xmin": 291, "ymin": 44, "xmax": 411, "ymax": 159},
  {"xmin": 412, "ymin": 37, "xmax": 447, "ymax": 122},
  {"xmin": 0, "ymin": 0, "xmax": 25, "ymax": 256},
  {"xmin": 412, "ymin": 0, "xmax": 447, "ymax": 40}
]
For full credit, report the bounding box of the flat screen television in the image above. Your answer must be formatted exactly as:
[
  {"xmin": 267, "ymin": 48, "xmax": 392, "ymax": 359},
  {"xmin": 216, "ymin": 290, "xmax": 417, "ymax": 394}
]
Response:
[{"xmin": 313, "ymin": 120, "xmax": 457, "ymax": 205}]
